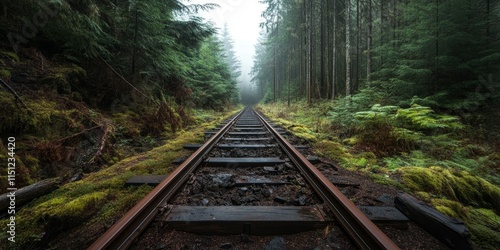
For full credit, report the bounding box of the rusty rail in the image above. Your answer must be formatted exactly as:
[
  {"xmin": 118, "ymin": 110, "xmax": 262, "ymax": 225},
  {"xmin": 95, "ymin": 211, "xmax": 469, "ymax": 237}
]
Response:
[
  {"xmin": 255, "ymin": 110, "xmax": 400, "ymax": 250},
  {"xmin": 89, "ymin": 107, "xmax": 399, "ymax": 250},
  {"xmin": 87, "ymin": 109, "xmax": 245, "ymax": 250}
]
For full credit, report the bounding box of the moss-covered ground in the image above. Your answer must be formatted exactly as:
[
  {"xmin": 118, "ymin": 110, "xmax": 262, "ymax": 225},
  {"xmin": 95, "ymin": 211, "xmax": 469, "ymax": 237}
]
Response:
[
  {"xmin": 257, "ymin": 101, "xmax": 500, "ymax": 250},
  {"xmin": 0, "ymin": 107, "xmax": 238, "ymax": 249}
]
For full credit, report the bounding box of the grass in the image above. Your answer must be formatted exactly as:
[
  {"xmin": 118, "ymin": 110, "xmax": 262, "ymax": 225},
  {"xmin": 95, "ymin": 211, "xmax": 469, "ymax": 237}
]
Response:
[
  {"xmin": 257, "ymin": 100, "xmax": 500, "ymax": 249},
  {"xmin": 0, "ymin": 108, "xmax": 239, "ymax": 249}
]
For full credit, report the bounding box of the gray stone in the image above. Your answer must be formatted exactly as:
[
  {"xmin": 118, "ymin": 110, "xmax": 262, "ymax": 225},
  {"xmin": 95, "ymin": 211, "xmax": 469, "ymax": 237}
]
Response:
[
  {"xmin": 263, "ymin": 237, "xmax": 286, "ymax": 250},
  {"xmin": 274, "ymin": 196, "xmax": 287, "ymax": 204}
]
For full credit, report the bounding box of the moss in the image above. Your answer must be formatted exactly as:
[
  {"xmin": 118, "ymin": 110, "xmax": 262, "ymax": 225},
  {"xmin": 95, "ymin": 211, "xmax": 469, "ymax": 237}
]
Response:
[
  {"xmin": 0, "ymin": 68, "xmax": 11, "ymax": 78},
  {"xmin": 369, "ymin": 173, "xmax": 406, "ymax": 190},
  {"xmin": 112, "ymin": 111, "xmax": 142, "ymax": 138},
  {"xmin": 343, "ymin": 137, "xmax": 358, "ymax": 145},
  {"xmin": 398, "ymin": 166, "xmax": 500, "ymax": 214},
  {"xmin": 414, "ymin": 191, "xmax": 432, "ymax": 202},
  {"xmin": 467, "ymin": 208, "xmax": 500, "ymax": 249},
  {"xmin": 313, "ymin": 140, "xmax": 352, "ymax": 162},
  {"xmin": 1, "ymin": 51, "xmax": 20, "ymax": 62},
  {"xmin": 40, "ymin": 74, "xmax": 72, "ymax": 94},
  {"xmin": 0, "ymin": 107, "xmax": 239, "ymax": 248},
  {"xmin": 431, "ymin": 198, "xmax": 469, "ymax": 219},
  {"xmin": 289, "ymin": 124, "xmax": 318, "ymax": 142},
  {"xmin": 351, "ymin": 152, "xmax": 378, "ymax": 169}
]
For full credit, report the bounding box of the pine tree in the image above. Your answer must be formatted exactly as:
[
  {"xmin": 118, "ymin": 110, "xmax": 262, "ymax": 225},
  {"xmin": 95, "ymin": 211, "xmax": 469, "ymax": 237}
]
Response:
[{"xmin": 221, "ymin": 23, "xmax": 241, "ymax": 80}]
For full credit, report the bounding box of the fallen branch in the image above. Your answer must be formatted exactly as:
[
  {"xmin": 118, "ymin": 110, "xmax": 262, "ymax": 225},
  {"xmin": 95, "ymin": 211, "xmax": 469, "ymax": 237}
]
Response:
[
  {"xmin": 1, "ymin": 178, "xmax": 60, "ymax": 212},
  {"xmin": 86, "ymin": 119, "xmax": 113, "ymax": 165},
  {"xmin": 54, "ymin": 125, "xmax": 101, "ymax": 143},
  {"xmin": 0, "ymin": 78, "xmax": 30, "ymax": 110}
]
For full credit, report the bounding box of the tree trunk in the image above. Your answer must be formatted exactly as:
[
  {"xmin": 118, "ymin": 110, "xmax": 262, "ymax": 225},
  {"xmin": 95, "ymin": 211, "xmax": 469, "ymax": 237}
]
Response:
[
  {"xmin": 1, "ymin": 178, "xmax": 60, "ymax": 212},
  {"xmin": 332, "ymin": 0, "xmax": 337, "ymax": 100},
  {"xmin": 435, "ymin": 0, "xmax": 439, "ymax": 91},
  {"xmin": 307, "ymin": 0, "xmax": 312, "ymax": 105},
  {"xmin": 131, "ymin": 7, "xmax": 138, "ymax": 81},
  {"xmin": 367, "ymin": 0, "xmax": 372, "ymax": 84},
  {"xmin": 380, "ymin": 0, "xmax": 384, "ymax": 69},
  {"xmin": 287, "ymin": 52, "xmax": 291, "ymax": 107},
  {"xmin": 355, "ymin": 0, "xmax": 360, "ymax": 92},
  {"xmin": 345, "ymin": 0, "xmax": 351, "ymax": 97}
]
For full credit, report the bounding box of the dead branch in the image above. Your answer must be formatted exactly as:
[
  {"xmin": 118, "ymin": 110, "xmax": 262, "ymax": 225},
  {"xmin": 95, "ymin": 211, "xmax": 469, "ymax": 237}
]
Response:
[
  {"xmin": 86, "ymin": 119, "xmax": 114, "ymax": 165},
  {"xmin": 54, "ymin": 125, "xmax": 101, "ymax": 143},
  {"xmin": 0, "ymin": 77, "xmax": 31, "ymax": 110}
]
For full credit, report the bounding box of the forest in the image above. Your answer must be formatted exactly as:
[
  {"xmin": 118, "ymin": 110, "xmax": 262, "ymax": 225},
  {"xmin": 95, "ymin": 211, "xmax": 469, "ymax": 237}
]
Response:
[
  {"xmin": 252, "ymin": 0, "xmax": 500, "ymax": 249},
  {"xmin": 0, "ymin": 0, "xmax": 499, "ymax": 249},
  {"xmin": 0, "ymin": 0, "xmax": 241, "ymax": 184}
]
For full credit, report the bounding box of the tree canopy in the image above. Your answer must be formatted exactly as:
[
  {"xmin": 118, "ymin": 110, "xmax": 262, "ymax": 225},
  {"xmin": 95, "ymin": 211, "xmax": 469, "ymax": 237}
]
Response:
[
  {"xmin": 252, "ymin": 0, "xmax": 500, "ymax": 112},
  {"xmin": 0, "ymin": 0, "xmax": 239, "ymax": 109}
]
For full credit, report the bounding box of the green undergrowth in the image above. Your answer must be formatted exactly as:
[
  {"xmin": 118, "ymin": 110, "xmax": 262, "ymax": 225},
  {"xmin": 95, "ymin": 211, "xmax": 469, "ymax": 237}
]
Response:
[
  {"xmin": 257, "ymin": 98, "xmax": 500, "ymax": 249},
  {"xmin": 0, "ymin": 108, "xmax": 238, "ymax": 249}
]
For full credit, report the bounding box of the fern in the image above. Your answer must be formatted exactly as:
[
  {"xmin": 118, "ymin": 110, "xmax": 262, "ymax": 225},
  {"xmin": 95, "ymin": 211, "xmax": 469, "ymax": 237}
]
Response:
[{"xmin": 396, "ymin": 104, "xmax": 464, "ymax": 130}]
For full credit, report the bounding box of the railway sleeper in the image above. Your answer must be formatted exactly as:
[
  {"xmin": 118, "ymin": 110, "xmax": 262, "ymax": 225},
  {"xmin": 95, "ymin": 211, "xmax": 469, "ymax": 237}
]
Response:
[{"xmin": 156, "ymin": 205, "xmax": 331, "ymax": 235}]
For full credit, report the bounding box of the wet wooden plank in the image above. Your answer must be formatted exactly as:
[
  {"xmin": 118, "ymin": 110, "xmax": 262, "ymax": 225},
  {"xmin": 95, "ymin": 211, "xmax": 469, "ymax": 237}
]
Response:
[
  {"xmin": 358, "ymin": 206, "xmax": 409, "ymax": 229},
  {"xmin": 185, "ymin": 144, "xmax": 306, "ymax": 151},
  {"xmin": 217, "ymin": 144, "xmax": 277, "ymax": 149},
  {"xmin": 205, "ymin": 157, "xmax": 286, "ymax": 167},
  {"xmin": 233, "ymin": 127, "xmax": 265, "ymax": 131},
  {"xmin": 228, "ymin": 132, "xmax": 268, "ymax": 136},
  {"xmin": 223, "ymin": 138, "xmax": 272, "ymax": 141},
  {"xmin": 395, "ymin": 193, "xmax": 473, "ymax": 250},
  {"xmin": 161, "ymin": 206, "xmax": 330, "ymax": 235},
  {"xmin": 125, "ymin": 175, "xmax": 167, "ymax": 187},
  {"xmin": 183, "ymin": 144, "xmax": 203, "ymax": 150}
]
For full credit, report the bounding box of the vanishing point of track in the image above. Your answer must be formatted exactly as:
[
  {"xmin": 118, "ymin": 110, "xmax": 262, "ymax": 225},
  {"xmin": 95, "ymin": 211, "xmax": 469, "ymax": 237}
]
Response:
[{"xmin": 88, "ymin": 107, "xmax": 400, "ymax": 250}]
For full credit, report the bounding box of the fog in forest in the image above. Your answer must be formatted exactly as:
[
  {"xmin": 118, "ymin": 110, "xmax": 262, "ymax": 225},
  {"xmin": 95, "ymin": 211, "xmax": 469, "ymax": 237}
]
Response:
[{"xmin": 187, "ymin": 0, "xmax": 266, "ymax": 104}]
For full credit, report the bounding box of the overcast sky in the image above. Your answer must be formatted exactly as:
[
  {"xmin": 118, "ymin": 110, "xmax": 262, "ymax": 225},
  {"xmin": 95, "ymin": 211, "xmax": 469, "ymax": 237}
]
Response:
[{"xmin": 186, "ymin": 0, "xmax": 266, "ymax": 87}]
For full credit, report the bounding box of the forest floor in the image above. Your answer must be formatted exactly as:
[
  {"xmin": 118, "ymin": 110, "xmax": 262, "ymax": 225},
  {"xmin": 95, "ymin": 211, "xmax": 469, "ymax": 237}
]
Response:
[
  {"xmin": 257, "ymin": 101, "xmax": 500, "ymax": 250},
  {"xmin": 0, "ymin": 47, "xmax": 243, "ymax": 249}
]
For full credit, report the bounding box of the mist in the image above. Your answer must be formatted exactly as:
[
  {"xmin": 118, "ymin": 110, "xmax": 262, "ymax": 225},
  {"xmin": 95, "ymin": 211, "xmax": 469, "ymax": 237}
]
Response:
[{"xmin": 186, "ymin": 0, "xmax": 266, "ymax": 104}]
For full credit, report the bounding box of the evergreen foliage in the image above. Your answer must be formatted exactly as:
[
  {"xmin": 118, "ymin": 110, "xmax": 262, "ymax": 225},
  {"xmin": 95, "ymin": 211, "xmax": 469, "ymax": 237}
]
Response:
[
  {"xmin": 0, "ymin": 0, "xmax": 238, "ymax": 109},
  {"xmin": 253, "ymin": 0, "xmax": 499, "ymax": 112}
]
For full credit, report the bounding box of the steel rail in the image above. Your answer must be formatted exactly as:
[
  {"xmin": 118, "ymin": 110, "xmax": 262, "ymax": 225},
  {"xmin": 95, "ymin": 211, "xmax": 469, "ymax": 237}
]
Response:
[
  {"xmin": 88, "ymin": 109, "xmax": 246, "ymax": 250},
  {"xmin": 255, "ymin": 110, "xmax": 400, "ymax": 250}
]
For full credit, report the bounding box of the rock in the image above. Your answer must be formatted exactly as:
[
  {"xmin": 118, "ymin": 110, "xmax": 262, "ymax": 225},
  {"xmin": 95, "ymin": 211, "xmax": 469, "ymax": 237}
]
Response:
[
  {"xmin": 307, "ymin": 156, "xmax": 321, "ymax": 164},
  {"xmin": 200, "ymin": 198, "xmax": 209, "ymax": 206},
  {"xmin": 262, "ymin": 188, "xmax": 272, "ymax": 197},
  {"xmin": 376, "ymin": 194, "xmax": 394, "ymax": 205},
  {"xmin": 220, "ymin": 242, "xmax": 232, "ymax": 249},
  {"xmin": 240, "ymin": 234, "xmax": 251, "ymax": 243},
  {"xmin": 211, "ymin": 173, "xmax": 234, "ymax": 187},
  {"xmin": 69, "ymin": 171, "xmax": 83, "ymax": 182},
  {"xmin": 264, "ymin": 166, "xmax": 278, "ymax": 174},
  {"xmin": 191, "ymin": 182, "xmax": 203, "ymax": 195},
  {"xmin": 264, "ymin": 237, "xmax": 286, "ymax": 250},
  {"xmin": 318, "ymin": 162, "xmax": 339, "ymax": 171},
  {"xmin": 274, "ymin": 196, "xmax": 287, "ymax": 204},
  {"xmin": 244, "ymin": 195, "xmax": 259, "ymax": 203},
  {"xmin": 231, "ymin": 196, "xmax": 242, "ymax": 205},
  {"xmin": 296, "ymin": 195, "xmax": 307, "ymax": 206}
]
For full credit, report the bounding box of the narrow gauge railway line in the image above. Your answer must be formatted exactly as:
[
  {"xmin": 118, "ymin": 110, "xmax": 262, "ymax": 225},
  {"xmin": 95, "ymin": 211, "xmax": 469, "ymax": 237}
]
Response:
[{"xmin": 89, "ymin": 108, "xmax": 400, "ymax": 250}]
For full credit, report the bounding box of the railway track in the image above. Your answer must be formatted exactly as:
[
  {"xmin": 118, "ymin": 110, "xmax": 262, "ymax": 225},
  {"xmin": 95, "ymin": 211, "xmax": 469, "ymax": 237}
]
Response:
[{"xmin": 88, "ymin": 107, "xmax": 400, "ymax": 250}]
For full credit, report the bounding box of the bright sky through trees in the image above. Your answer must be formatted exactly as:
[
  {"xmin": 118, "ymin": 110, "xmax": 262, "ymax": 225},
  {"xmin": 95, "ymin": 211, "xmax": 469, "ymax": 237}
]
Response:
[{"xmin": 186, "ymin": 0, "xmax": 266, "ymax": 87}]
